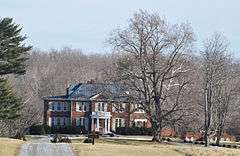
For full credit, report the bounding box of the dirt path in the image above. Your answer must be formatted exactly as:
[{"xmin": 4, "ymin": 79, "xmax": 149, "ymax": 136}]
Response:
[{"xmin": 18, "ymin": 136, "xmax": 76, "ymax": 156}]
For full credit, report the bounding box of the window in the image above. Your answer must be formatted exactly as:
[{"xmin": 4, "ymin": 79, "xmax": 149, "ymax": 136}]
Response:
[
  {"xmin": 63, "ymin": 104, "xmax": 67, "ymax": 111},
  {"xmin": 77, "ymin": 102, "xmax": 88, "ymax": 112},
  {"xmin": 52, "ymin": 117, "xmax": 54, "ymax": 126},
  {"xmin": 134, "ymin": 119, "xmax": 147, "ymax": 127},
  {"xmin": 52, "ymin": 103, "xmax": 55, "ymax": 110},
  {"xmin": 115, "ymin": 118, "xmax": 124, "ymax": 128},
  {"xmin": 76, "ymin": 117, "xmax": 85, "ymax": 126},
  {"xmin": 97, "ymin": 102, "xmax": 106, "ymax": 111},
  {"xmin": 112, "ymin": 103, "xmax": 126, "ymax": 112},
  {"xmin": 49, "ymin": 102, "xmax": 55, "ymax": 111},
  {"xmin": 101, "ymin": 103, "xmax": 104, "ymax": 111},
  {"xmin": 143, "ymin": 121, "xmax": 146, "ymax": 127},
  {"xmin": 57, "ymin": 117, "xmax": 61, "ymax": 126},
  {"xmin": 63, "ymin": 117, "xmax": 70, "ymax": 126},
  {"xmin": 98, "ymin": 103, "xmax": 101, "ymax": 111},
  {"xmin": 134, "ymin": 104, "xmax": 145, "ymax": 113},
  {"xmin": 57, "ymin": 103, "xmax": 61, "ymax": 111}
]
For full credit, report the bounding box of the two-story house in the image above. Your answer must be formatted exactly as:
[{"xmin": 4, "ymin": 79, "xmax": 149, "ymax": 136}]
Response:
[{"xmin": 43, "ymin": 82, "xmax": 151, "ymax": 134}]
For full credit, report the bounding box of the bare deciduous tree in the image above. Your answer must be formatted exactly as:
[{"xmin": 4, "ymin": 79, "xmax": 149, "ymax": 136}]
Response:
[{"xmin": 108, "ymin": 10, "xmax": 194, "ymax": 142}]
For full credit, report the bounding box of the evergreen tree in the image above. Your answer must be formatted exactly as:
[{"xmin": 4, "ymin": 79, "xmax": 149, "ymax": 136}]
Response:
[
  {"xmin": 0, "ymin": 18, "xmax": 31, "ymax": 119},
  {"xmin": 0, "ymin": 78, "xmax": 23, "ymax": 119},
  {"xmin": 0, "ymin": 18, "xmax": 32, "ymax": 76}
]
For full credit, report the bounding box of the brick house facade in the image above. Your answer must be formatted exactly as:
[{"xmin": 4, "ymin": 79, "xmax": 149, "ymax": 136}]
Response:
[{"xmin": 43, "ymin": 82, "xmax": 151, "ymax": 134}]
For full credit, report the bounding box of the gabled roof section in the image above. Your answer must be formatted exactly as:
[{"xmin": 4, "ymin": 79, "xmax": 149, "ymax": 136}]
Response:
[
  {"xmin": 42, "ymin": 95, "xmax": 68, "ymax": 101},
  {"xmin": 43, "ymin": 83, "xmax": 130, "ymax": 102}
]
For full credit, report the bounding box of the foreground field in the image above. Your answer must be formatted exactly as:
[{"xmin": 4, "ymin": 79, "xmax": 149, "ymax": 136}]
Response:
[
  {"xmin": 0, "ymin": 138, "xmax": 23, "ymax": 156},
  {"xmin": 72, "ymin": 138, "xmax": 240, "ymax": 156}
]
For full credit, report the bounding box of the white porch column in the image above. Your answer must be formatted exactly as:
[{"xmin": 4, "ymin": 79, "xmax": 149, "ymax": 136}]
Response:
[
  {"xmin": 91, "ymin": 118, "xmax": 94, "ymax": 131},
  {"xmin": 48, "ymin": 117, "xmax": 52, "ymax": 127},
  {"xmin": 108, "ymin": 118, "xmax": 110, "ymax": 132},
  {"xmin": 96, "ymin": 118, "xmax": 99, "ymax": 131},
  {"xmin": 104, "ymin": 118, "xmax": 107, "ymax": 133}
]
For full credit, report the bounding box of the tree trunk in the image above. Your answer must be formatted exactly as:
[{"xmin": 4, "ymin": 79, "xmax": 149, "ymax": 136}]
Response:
[
  {"xmin": 152, "ymin": 124, "xmax": 162, "ymax": 142},
  {"xmin": 216, "ymin": 125, "xmax": 223, "ymax": 146}
]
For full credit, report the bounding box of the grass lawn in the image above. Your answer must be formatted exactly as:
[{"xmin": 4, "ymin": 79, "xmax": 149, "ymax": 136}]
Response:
[
  {"xmin": 72, "ymin": 138, "xmax": 240, "ymax": 156},
  {"xmin": 0, "ymin": 138, "xmax": 23, "ymax": 156}
]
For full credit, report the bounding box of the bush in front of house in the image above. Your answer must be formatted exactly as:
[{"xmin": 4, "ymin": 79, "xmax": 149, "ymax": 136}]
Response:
[
  {"xmin": 43, "ymin": 124, "xmax": 51, "ymax": 134},
  {"xmin": 51, "ymin": 126, "xmax": 87, "ymax": 134},
  {"xmin": 29, "ymin": 124, "xmax": 46, "ymax": 135},
  {"xmin": 83, "ymin": 138, "xmax": 93, "ymax": 143},
  {"xmin": 116, "ymin": 127, "xmax": 153, "ymax": 135},
  {"xmin": 29, "ymin": 124, "xmax": 51, "ymax": 135}
]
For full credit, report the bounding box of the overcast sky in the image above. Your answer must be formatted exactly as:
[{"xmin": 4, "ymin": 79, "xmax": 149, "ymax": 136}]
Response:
[{"xmin": 1, "ymin": 0, "xmax": 240, "ymax": 55}]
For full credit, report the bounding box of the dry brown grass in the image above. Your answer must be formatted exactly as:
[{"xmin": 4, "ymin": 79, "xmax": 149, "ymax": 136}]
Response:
[
  {"xmin": 0, "ymin": 138, "xmax": 23, "ymax": 156},
  {"xmin": 72, "ymin": 139, "xmax": 240, "ymax": 156}
]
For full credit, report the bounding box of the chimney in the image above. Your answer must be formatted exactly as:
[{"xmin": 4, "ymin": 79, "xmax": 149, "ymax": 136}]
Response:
[
  {"xmin": 87, "ymin": 79, "xmax": 94, "ymax": 84},
  {"xmin": 65, "ymin": 80, "xmax": 69, "ymax": 95}
]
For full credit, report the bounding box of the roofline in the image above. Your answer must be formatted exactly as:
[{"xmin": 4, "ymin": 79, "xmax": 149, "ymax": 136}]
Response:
[{"xmin": 43, "ymin": 98, "xmax": 130, "ymax": 103}]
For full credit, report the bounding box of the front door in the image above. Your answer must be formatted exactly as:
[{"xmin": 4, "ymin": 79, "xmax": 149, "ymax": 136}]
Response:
[{"xmin": 99, "ymin": 119, "xmax": 105, "ymax": 133}]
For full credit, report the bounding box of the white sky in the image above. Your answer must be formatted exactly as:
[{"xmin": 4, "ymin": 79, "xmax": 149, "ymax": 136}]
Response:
[{"xmin": 1, "ymin": 0, "xmax": 240, "ymax": 55}]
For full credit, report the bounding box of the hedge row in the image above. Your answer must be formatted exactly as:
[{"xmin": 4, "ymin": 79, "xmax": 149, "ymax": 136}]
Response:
[
  {"xmin": 116, "ymin": 127, "xmax": 153, "ymax": 135},
  {"xmin": 51, "ymin": 126, "xmax": 87, "ymax": 134},
  {"xmin": 29, "ymin": 125, "xmax": 87, "ymax": 135},
  {"xmin": 29, "ymin": 124, "xmax": 51, "ymax": 135}
]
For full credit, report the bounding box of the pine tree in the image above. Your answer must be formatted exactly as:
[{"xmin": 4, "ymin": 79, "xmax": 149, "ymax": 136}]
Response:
[
  {"xmin": 0, "ymin": 18, "xmax": 32, "ymax": 76},
  {"xmin": 0, "ymin": 18, "xmax": 31, "ymax": 120},
  {"xmin": 0, "ymin": 78, "xmax": 23, "ymax": 119}
]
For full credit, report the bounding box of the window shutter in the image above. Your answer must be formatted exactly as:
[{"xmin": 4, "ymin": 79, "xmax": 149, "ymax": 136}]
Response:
[
  {"xmin": 81, "ymin": 118, "xmax": 84, "ymax": 126},
  {"xmin": 122, "ymin": 103, "xmax": 126, "ymax": 112},
  {"xmin": 76, "ymin": 102, "xmax": 79, "ymax": 111},
  {"xmin": 95, "ymin": 103, "xmax": 98, "ymax": 111},
  {"xmin": 112, "ymin": 118, "xmax": 116, "ymax": 131},
  {"xmin": 122, "ymin": 118, "xmax": 125, "ymax": 127},
  {"xmin": 104, "ymin": 103, "xmax": 107, "ymax": 112},
  {"xmin": 76, "ymin": 118, "xmax": 79, "ymax": 126},
  {"xmin": 54, "ymin": 117, "xmax": 57, "ymax": 126},
  {"xmin": 52, "ymin": 103, "xmax": 55, "ymax": 111},
  {"xmin": 49, "ymin": 102, "xmax": 52, "ymax": 111},
  {"xmin": 112, "ymin": 104, "xmax": 115, "ymax": 112},
  {"xmin": 60, "ymin": 117, "xmax": 64, "ymax": 126},
  {"xmin": 48, "ymin": 117, "xmax": 52, "ymax": 126},
  {"xmin": 83, "ymin": 103, "xmax": 87, "ymax": 111},
  {"xmin": 61, "ymin": 103, "xmax": 64, "ymax": 111},
  {"xmin": 85, "ymin": 117, "xmax": 88, "ymax": 130},
  {"xmin": 86, "ymin": 103, "xmax": 89, "ymax": 111}
]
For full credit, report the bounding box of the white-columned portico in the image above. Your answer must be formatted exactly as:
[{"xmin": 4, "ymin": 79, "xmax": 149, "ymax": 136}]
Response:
[{"xmin": 91, "ymin": 111, "xmax": 111, "ymax": 133}]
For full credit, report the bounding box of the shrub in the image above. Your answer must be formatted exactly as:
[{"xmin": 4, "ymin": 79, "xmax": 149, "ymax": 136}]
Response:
[
  {"xmin": 29, "ymin": 125, "xmax": 45, "ymax": 135},
  {"xmin": 226, "ymin": 145, "xmax": 232, "ymax": 148},
  {"xmin": 59, "ymin": 137, "xmax": 71, "ymax": 143},
  {"xmin": 200, "ymin": 142, "xmax": 204, "ymax": 145},
  {"xmin": 84, "ymin": 138, "xmax": 93, "ymax": 143},
  {"xmin": 43, "ymin": 124, "xmax": 51, "ymax": 134},
  {"xmin": 116, "ymin": 127, "xmax": 153, "ymax": 135},
  {"xmin": 167, "ymin": 138, "xmax": 171, "ymax": 142},
  {"xmin": 51, "ymin": 126, "xmax": 87, "ymax": 134}
]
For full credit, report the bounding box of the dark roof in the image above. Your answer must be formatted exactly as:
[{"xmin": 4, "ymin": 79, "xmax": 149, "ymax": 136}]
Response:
[{"xmin": 42, "ymin": 83, "xmax": 129, "ymax": 102}]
